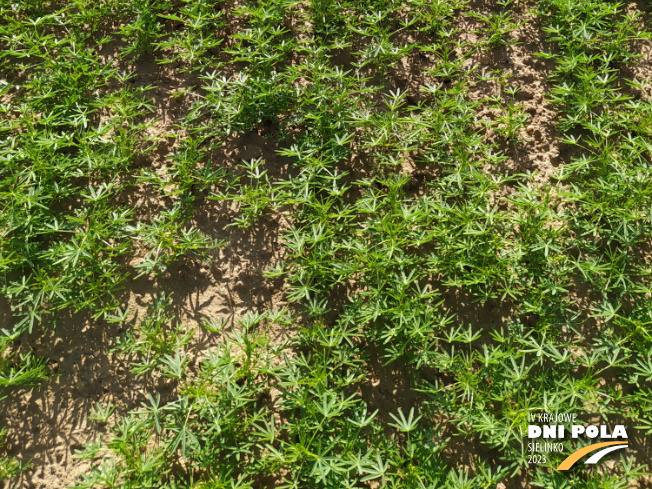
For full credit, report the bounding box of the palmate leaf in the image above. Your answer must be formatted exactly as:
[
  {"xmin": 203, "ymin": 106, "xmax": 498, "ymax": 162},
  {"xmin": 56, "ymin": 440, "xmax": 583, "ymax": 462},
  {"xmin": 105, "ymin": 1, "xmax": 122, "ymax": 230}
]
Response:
[
  {"xmin": 89, "ymin": 401, "xmax": 115, "ymax": 424},
  {"xmin": 346, "ymin": 406, "xmax": 378, "ymax": 428},
  {"xmin": 0, "ymin": 352, "xmax": 48, "ymax": 387},
  {"xmin": 309, "ymin": 453, "xmax": 347, "ymax": 483},
  {"xmin": 168, "ymin": 425, "xmax": 200, "ymax": 461},
  {"xmin": 388, "ymin": 407, "xmax": 422, "ymax": 432},
  {"xmin": 360, "ymin": 453, "xmax": 388, "ymax": 482},
  {"xmin": 442, "ymin": 323, "xmax": 481, "ymax": 344},
  {"xmin": 71, "ymin": 435, "xmax": 103, "ymax": 462},
  {"xmin": 589, "ymin": 299, "xmax": 621, "ymax": 322},
  {"xmin": 345, "ymin": 449, "xmax": 375, "ymax": 476},
  {"xmin": 629, "ymin": 356, "xmax": 652, "ymax": 384}
]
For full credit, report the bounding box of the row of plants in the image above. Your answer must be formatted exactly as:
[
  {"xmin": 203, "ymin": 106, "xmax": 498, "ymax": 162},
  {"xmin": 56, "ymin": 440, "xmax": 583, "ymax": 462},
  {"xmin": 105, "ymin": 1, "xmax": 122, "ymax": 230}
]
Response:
[{"xmin": 1, "ymin": 0, "xmax": 652, "ymax": 487}]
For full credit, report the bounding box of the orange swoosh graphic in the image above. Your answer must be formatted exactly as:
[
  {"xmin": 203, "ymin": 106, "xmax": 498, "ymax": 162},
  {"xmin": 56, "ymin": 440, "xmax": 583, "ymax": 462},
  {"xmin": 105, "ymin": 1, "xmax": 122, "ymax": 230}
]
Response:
[{"xmin": 557, "ymin": 441, "xmax": 628, "ymax": 470}]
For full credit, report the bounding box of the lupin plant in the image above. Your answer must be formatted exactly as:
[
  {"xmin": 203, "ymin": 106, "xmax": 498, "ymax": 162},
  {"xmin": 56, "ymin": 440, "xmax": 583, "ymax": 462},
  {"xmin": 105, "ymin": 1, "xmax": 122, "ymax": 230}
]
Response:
[{"xmin": 1, "ymin": 0, "xmax": 652, "ymax": 488}]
